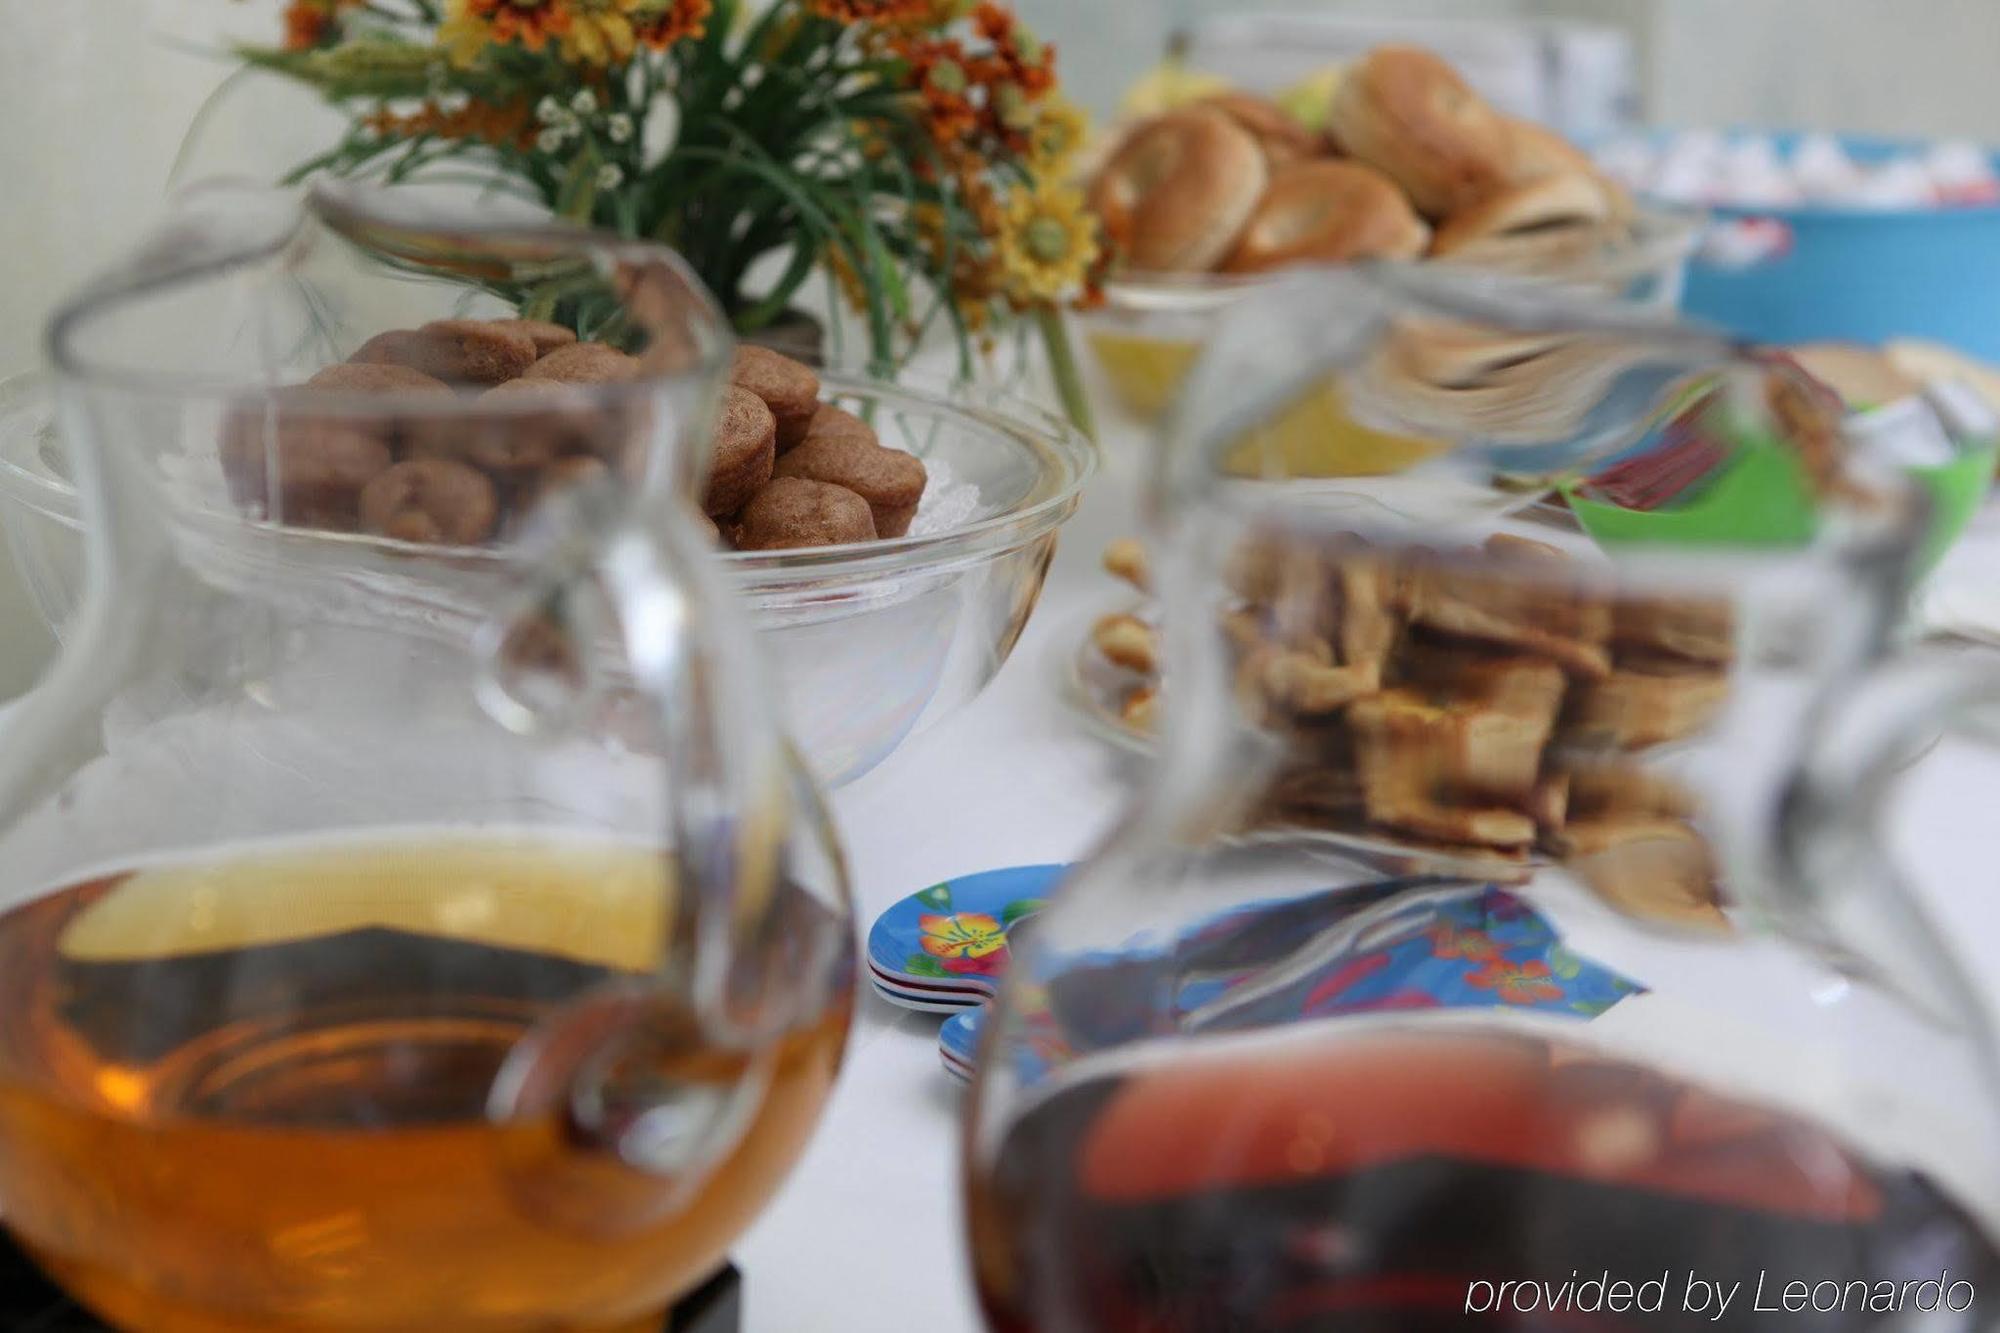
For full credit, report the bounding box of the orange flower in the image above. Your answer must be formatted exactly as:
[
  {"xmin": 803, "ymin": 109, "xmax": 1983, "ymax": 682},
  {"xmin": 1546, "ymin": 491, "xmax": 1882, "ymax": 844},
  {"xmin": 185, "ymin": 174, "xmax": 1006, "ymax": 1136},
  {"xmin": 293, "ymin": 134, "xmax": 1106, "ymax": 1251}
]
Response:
[
  {"xmin": 365, "ymin": 98, "xmax": 538, "ymax": 150},
  {"xmin": 282, "ymin": 0, "xmax": 350, "ymax": 50},
  {"xmin": 972, "ymin": 2, "xmax": 1054, "ymax": 97},
  {"xmin": 809, "ymin": 0, "xmax": 934, "ymax": 22},
  {"xmin": 442, "ymin": 0, "xmax": 573, "ymax": 63},
  {"xmin": 632, "ymin": 0, "xmax": 710, "ymax": 48},
  {"xmin": 901, "ymin": 38, "xmax": 979, "ymax": 146}
]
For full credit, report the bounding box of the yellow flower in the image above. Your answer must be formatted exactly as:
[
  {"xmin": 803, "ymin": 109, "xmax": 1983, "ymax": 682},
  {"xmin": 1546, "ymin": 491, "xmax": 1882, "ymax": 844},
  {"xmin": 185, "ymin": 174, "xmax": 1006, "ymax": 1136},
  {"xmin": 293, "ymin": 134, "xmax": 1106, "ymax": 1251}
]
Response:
[
  {"xmin": 995, "ymin": 178, "xmax": 1098, "ymax": 303},
  {"xmin": 440, "ymin": 0, "xmax": 573, "ymax": 65},
  {"xmin": 559, "ymin": 0, "xmax": 639, "ymax": 63},
  {"xmin": 1026, "ymin": 93, "xmax": 1089, "ymax": 179},
  {"xmin": 438, "ymin": 0, "xmax": 490, "ymax": 65}
]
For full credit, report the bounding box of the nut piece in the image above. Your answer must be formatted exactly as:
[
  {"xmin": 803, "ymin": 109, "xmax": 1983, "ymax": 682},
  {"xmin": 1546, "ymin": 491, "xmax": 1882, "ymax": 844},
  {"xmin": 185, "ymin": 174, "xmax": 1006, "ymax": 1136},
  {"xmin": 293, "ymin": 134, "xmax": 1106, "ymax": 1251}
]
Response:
[
  {"xmin": 734, "ymin": 476, "xmax": 876, "ymax": 551},
  {"xmin": 705, "ymin": 384, "xmax": 778, "ymax": 517},
  {"xmin": 1120, "ymin": 684, "xmax": 1160, "ymax": 732},
  {"xmin": 1102, "ymin": 537, "xmax": 1151, "ymax": 592},
  {"xmin": 731, "ymin": 346, "xmax": 820, "ymax": 451},
  {"xmin": 353, "ymin": 322, "xmax": 537, "ymax": 384},
  {"xmin": 484, "ymin": 317, "xmax": 578, "ymax": 357},
  {"xmin": 772, "ymin": 432, "xmax": 926, "ymax": 537},
  {"xmin": 359, "ymin": 458, "xmax": 499, "ymax": 545},
  {"xmin": 523, "ymin": 342, "xmax": 643, "ymax": 385},
  {"xmin": 1092, "ymin": 613, "xmax": 1159, "ymax": 675},
  {"xmin": 1555, "ymin": 817, "xmax": 1726, "ymax": 931}
]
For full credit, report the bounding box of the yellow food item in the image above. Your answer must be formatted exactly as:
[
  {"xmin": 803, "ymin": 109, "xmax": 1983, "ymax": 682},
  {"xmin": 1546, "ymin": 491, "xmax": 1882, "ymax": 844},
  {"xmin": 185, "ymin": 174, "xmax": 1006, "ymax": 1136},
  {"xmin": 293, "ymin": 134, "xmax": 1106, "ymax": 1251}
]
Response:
[
  {"xmin": 1275, "ymin": 64, "xmax": 1346, "ymax": 133},
  {"xmin": 1085, "ymin": 330, "xmax": 1444, "ymax": 476},
  {"xmin": 1118, "ymin": 58, "xmax": 1232, "ymax": 120}
]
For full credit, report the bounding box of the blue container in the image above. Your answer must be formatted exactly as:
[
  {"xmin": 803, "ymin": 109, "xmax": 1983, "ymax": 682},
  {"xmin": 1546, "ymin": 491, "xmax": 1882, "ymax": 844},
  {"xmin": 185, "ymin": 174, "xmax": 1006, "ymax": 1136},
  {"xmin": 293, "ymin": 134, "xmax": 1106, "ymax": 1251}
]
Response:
[{"xmin": 1665, "ymin": 134, "xmax": 2000, "ymax": 360}]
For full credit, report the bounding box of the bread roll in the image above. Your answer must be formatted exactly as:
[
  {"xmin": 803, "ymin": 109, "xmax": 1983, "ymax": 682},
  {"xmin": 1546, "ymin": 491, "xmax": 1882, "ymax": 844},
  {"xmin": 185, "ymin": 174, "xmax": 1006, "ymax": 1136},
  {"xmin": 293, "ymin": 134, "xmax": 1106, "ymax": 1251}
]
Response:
[
  {"xmin": 1222, "ymin": 160, "xmax": 1430, "ymax": 273},
  {"xmin": 1090, "ymin": 106, "xmax": 1269, "ymax": 272},
  {"xmin": 1326, "ymin": 46, "xmax": 1513, "ymax": 217}
]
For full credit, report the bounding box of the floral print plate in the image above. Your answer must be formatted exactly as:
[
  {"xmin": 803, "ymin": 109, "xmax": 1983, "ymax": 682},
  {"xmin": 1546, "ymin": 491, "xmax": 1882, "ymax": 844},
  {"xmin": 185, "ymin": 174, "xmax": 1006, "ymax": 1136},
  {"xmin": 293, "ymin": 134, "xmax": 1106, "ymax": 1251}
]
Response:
[{"xmin": 866, "ymin": 863, "xmax": 1066, "ymax": 1012}]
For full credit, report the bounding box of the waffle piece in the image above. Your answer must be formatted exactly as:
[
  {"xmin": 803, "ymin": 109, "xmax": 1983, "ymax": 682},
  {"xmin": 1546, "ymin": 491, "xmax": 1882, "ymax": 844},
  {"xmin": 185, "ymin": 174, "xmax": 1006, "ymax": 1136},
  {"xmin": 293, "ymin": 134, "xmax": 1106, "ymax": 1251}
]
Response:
[
  {"xmin": 1404, "ymin": 561, "xmax": 1610, "ymax": 679},
  {"xmin": 1348, "ymin": 690, "xmax": 1540, "ymax": 849},
  {"xmin": 1565, "ymin": 659, "xmax": 1729, "ymax": 749},
  {"xmin": 1611, "ymin": 595, "xmax": 1736, "ymax": 665}
]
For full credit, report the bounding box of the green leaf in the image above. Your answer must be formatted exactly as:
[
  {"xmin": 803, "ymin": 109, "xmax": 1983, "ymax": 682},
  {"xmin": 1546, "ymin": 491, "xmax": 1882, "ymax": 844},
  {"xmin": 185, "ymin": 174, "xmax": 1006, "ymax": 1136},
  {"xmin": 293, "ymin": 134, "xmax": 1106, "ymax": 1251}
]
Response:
[
  {"xmin": 1000, "ymin": 899, "xmax": 1044, "ymax": 927},
  {"xmin": 914, "ymin": 883, "xmax": 953, "ymax": 910},
  {"xmin": 554, "ymin": 144, "xmax": 602, "ymax": 221},
  {"xmin": 904, "ymin": 954, "xmax": 949, "ymax": 979}
]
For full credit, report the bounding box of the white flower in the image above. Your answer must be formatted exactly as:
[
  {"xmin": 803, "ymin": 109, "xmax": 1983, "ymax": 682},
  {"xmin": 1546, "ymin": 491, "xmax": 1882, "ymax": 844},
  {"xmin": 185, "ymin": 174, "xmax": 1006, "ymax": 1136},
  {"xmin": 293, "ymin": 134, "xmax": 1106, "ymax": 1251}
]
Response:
[
  {"xmin": 536, "ymin": 128, "xmax": 569, "ymax": 155},
  {"xmin": 596, "ymin": 163, "xmax": 625, "ymax": 190},
  {"xmin": 570, "ymin": 89, "xmax": 598, "ymax": 116},
  {"xmin": 535, "ymin": 95, "xmax": 564, "ymax": 124},
  {"xmin": 605, "ymin": 113, "xmax": 634, "ymax": 144}
]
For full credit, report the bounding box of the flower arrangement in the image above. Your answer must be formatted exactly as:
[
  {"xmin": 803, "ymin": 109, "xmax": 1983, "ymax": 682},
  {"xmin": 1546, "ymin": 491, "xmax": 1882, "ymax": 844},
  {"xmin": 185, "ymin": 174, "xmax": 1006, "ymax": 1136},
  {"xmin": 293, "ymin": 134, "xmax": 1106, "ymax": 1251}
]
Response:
[{"xmin": 244, "ymin": 0, "xmax": 1099, "ymax": 432}]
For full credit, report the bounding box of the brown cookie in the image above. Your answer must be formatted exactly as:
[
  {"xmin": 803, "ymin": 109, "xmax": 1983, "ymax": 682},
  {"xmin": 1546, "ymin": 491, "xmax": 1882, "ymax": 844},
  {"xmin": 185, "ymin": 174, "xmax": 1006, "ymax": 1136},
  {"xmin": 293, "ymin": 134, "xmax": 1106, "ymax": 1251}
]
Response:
[
  {"xmin": 484, "ymin": 317, "xmax": 578, "ymax": 357},
  {"xmin": 523, "ymin": 342, "xmax": 642, "ymax": 385},
  {"xmin": 352, "ymin": 322, "xmax": 537, "ymax": 385},
  {"xmin": 734, "ymin": 477, "xmax": 876, "ymax": 551},
  {"xmin": 772, "ymin": 432, "xmax": 927, "ymax": 537},
  {"xmin": 359, "ymin": 458, "xmax": 499, "ymax": 545},
  {"xmin": 220, "ymin": 395, "xmax": 393, "ymax": 527},
  {"xmin": 305, "ymin": 362, "xmax": 455, "ymax": 396},
  {"xmin": 704, "ymin": 384, "xmax": 777, "ymax": 517},
  {"xmin": 406, "ymin": 379, "xmax": 593, "ymax": 476},
  {"xmin": 803, "ymin": 402, "xmax": 878, "ymax": 450},
  {"xmin": 731, "ymin": 346, "xmax": 820, "ymax": 451}
]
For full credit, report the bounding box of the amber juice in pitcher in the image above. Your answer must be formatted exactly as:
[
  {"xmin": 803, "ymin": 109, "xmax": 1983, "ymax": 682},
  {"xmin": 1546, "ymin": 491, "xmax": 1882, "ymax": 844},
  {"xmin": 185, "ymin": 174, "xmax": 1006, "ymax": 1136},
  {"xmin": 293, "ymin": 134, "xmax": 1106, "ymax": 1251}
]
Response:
[{"xmin": 0, "ymin": 834, "xmax": 851, "ymax": 1333}]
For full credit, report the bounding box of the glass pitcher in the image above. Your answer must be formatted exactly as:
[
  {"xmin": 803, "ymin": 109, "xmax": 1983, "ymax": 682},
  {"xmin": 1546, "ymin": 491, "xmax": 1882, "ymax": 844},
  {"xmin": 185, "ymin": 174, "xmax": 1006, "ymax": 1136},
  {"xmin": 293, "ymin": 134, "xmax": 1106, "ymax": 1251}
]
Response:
[
  {"xmin": 0, "ymin": 181, "xmax": 852, "ymax": 1332},
  {"xmin": 965, "ymin": 263, "xmax": 2000, "ymax": 1331}
]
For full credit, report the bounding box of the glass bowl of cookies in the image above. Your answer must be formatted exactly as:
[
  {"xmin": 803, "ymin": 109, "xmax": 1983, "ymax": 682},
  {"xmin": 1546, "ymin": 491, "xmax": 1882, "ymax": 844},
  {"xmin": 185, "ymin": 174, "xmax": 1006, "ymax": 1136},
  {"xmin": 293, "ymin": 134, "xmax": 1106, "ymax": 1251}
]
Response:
[
  {"xmin": 1077, "ymin": 46, "xmax": 1698, "ymax": 433},
  {"xmin": 0, "ymin": 345, "xmax": 1094, "ymax": 789}
]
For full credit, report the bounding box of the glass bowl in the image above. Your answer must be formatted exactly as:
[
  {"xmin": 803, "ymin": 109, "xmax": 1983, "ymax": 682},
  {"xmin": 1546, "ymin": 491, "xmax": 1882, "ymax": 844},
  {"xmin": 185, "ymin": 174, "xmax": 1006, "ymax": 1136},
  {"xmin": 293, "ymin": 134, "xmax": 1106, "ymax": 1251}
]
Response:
[
  {"xmin": 1076, "ymin": 205, "xmax": 1702, "ymax": 431},
  {"xmin": 0, "ymin": 367, "xmax": 1096, "ymax": 788}
]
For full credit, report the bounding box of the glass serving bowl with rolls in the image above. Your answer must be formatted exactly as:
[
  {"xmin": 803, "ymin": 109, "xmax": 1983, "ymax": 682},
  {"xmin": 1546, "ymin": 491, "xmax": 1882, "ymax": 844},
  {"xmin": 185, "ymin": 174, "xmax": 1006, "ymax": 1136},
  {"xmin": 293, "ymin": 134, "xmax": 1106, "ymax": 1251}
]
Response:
[{"xmin": 1078, "ymin": 44, "xmax": 1697, "ymax": 442}]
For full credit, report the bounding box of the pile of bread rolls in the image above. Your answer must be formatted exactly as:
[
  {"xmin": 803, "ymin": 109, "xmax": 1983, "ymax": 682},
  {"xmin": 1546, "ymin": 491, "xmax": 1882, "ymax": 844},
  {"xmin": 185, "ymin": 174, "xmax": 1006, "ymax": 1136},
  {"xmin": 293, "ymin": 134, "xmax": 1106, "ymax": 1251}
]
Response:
[{"xmin": 1087, "ymin": 45, "xmax": 1634, "ymax": 278}]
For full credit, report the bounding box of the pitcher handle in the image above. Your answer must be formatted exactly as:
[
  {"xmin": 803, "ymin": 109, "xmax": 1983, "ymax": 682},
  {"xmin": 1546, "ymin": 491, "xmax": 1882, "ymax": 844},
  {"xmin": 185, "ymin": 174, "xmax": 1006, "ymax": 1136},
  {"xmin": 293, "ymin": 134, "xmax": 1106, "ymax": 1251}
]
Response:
[
  {"xmin": 1773, "ymin": 651, "xmax": 2000, "ymax": 1056},
  {"xmin": 477, "ymin": 484, "xmax": 797, "ymax": 1221}
]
